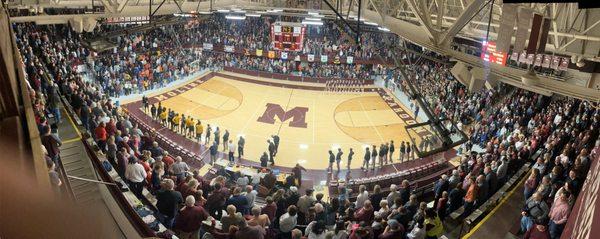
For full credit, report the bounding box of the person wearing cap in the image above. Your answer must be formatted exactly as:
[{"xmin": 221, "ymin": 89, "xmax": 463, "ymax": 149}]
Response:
[{"xmin": 379, "ymin": 219, "xmax": 405, "ymax": 239}]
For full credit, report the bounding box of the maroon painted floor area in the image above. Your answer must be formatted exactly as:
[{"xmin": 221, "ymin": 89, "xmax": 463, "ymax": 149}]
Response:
[{"xmin": 123, "ymin": 73, "xmax": 457, "ymax": 183}]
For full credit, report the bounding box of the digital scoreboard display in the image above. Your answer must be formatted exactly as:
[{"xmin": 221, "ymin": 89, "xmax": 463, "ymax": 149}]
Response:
[
  {"xmin": 481, "ymin": 41, "xmax": 507, "ymax": 65},
  {"xmin": 271, "ymin": 22, "xmax": 305, "ymax": 52}
]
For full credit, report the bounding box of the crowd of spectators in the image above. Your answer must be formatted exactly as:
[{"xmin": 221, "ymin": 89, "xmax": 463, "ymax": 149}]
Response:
[
  {"xmin": 85, "ymin": 14, "xmax": 405, "ymax": 97},
  {"xmin": 15, "ymin": 16, "xmax": 600, "ymax": 239}
]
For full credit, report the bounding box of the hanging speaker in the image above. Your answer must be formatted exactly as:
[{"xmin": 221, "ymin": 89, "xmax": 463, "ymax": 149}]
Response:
[
  {"xmin": 69, "ymin": 17, "xmax": 84, "ymax": 33},
  {"xmin": 84, "ymin": 17, "xmax": 98, "ymax": 32}
]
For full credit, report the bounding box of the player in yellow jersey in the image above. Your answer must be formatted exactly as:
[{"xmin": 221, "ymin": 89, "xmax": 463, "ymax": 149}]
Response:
[
  {"xmin": 172, "ymin": 114, "xmax": 181, "ymax": 132},
  {"xmin": 186, "ymin": 117, "xmax": 195, "ymax": 138},
  {"xmin": 195, "ymin": 120, "xmax": 203, "ymax": 143},
  {"xmin": 159, "ymin": 110, "xmax": 168, "ymax": 125}
]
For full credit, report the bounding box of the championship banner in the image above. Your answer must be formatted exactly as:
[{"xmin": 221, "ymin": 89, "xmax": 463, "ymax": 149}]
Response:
[
  {"xmin": 542, "ymin": 55, "xmax": 551, "ymax": 68},
  {"xmin": 267, "ymin": 51, "xmax": 275, "ymax": 59},
  {"xmin": 526, "ymin": 54, "xmax": 535, "ymax": 65},
  {"xmin": 320, "ymin": 55, "xmax": 328, "ymax": 63},
  {"xmin": 294, "ymin": 55, "xmax": 301, "ymax": 61},
  {"xmin": 224, "ymin": 45, "xmax": 235, "ymax": 53},
  {"xmin": 256, "ymin": 49, "xmax": 263, "ymax": 56},
  {"xmin": 559, "ymin": 57, "xmax": 569, "ymax": 71},
  {"xmin": 307, "ymin": 54, "xmax": 315, "ymax": 62},
  {"xmin": 334, "ymin": 56, "xmax": 341, "ymax": 64},
  {"xmin": 551, "ymin": 56, "xmax": 560, "ymax": 69},
  {"xmin": 202, "ymin": 43, "xmax": 213, "ymax": 51},
  {"xmin": 510, "ymin": 52, "xmax": 519, "ymax": 61},
  {"xmin": 534, "ymin": 54, "xmax": 543, "ymax": 66},
  {"xmin": 347, "ymin": 56, "xmax": 354, "ymax": 64},
  {"xmin": 281, "ymin": 52, "xmax": 288, "ymax": 60},
  {"xmin": 518, "ymin": 52, "xmax": 528, "ymax": 63}
]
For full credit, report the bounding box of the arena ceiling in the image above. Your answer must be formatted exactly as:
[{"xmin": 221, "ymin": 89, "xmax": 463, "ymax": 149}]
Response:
[{"xmin": 8, "ymin": 0, "xmax": 600, "ymax": 61}]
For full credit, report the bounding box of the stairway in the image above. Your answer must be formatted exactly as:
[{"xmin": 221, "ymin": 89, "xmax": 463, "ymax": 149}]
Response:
[
  {"xmin": 59, "ymin": 140, "xmax": 102, "ymax": 204},
  {"xmin": 55, "ymin": 105, "xmax": 102, "ymax": 205}
]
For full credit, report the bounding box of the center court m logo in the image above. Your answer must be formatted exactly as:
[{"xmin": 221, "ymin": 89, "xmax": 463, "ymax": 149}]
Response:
[{"xmin": 257, "ymin": 103, "xmax": 309, "ymax": 128}]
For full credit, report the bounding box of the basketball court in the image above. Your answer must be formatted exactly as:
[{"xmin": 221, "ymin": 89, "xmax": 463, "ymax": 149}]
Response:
[{"xmin": 133, "ymin": 72, "xmax": 427, "ymax": 170}]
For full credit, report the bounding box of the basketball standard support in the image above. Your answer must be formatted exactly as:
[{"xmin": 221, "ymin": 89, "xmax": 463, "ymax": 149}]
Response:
[
  {"xmin": 321, "ymin": 0, "xmax": 361, "ymax": 45},
  {"xmin": 380, "ymin": 39, "xmax": 466, "ymax": 157}
]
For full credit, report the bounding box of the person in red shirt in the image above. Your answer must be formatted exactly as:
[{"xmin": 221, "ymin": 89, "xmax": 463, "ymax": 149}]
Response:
[
  {"xmin": 353, "ymin": 200, "xmax": 374, "ymax": 223},
  {"xmin": 173, "ymin": 196, "xmax": 209, "ymax": 239},
  {"xmin": 105, "ymin": 118, "xmax": 117, "ymax": 136},
  {"xmin": 260, "ymin": 196, "xmax": 277, "ymax": 222},
  {"xmin": 162, "ymin": 151, "xmax": 175, "ymax": 168},
  {"xmin": 95, "ymin": 122, "xmax": 107, "ymax": 152}
]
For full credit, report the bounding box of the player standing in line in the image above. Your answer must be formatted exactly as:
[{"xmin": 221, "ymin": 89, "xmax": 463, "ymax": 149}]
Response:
[
  {"xmin": 227, "ymin": 140, "xmax": 235, "ymax": 164},
  {"xmin": 150, "ymin": 104, "xmax": 157, "ymax": 120},
  {"xmin": 237, "ymin": 136, "xmax": 245, "ymax": 160},
  {"xmin": 400, "ymin": 141, "xmax": 406, "ymax": 162},
  {"xmin": 378, "ymin": 144, "xmax": 385, "ymax": 167},
  {"xmin": 159, "ymin": 108, "xmax": 168, "ymax": 126},
  {"xmin": 335, "ymin": 148, "xmax": 343, "ymax": 173},
  {"xmin": 142, "ymin": 95, "xmax": 149, "ymax": 113},
  {"xmin": 223, "ymin": 130, "xmax": 230, "ymax": 151},
  {"xmin": 204, "ymin": 124, "xmax": 212, "ymax": 145},
  {"xmin": 214, "ymin": 127, "xmax": 220, "ymax": 149},
  {"xmin": 406, "ymin": 142, "xmax": 412, "ymax": 160},
  {"xmin": 371, "ymin": 145, "xmax": 377, "ymax": 170},
  {"xmin": 347, "ymin": 148, "xmax": 354, "ymax": 170},
  {"xmin": 268, "ymin": 139, "xmax": 276, "ymax": 165},
  {"xmin": 186, "ymin": 117, "xmax": 195, "ymax": 138},
  {"xmin": 389, "ymin": 140, "xmax": 395, "ymax": 163},
  {"xmin": 327, "ymin": 150, "xmax": 335, "ymax": 172},
  {"xmin": 362, "ymin": 147, "xmax": 370, "ymax": 171},
  {"xmin": 272, "ymin": 135, "xmax": 280, "ymax": 156},
  {"xmin": 195, "ymin": 120, "xmax": 203, "ymax": 143}
]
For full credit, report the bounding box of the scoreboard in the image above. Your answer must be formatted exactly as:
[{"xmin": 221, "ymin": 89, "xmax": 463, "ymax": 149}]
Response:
[
  {"xmin": 271, "ymin": 22, "xmax": 305, "ymax": 52},
  {"xmin": 481, "ymin": 41, "xmax": 507, "ymax": 65}
]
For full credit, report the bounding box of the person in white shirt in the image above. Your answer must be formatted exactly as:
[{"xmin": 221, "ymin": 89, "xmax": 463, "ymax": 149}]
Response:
[
  {"xmin": 279, "ymin": 205, "xmax": 298, "ymax": 233},
  {"xmin": 243, "ymin": 185, "xmax": 257, "ymax": 208},
  {"xmin": 170, "ymin": 156, "xmax": 189, "ymax": 180},
  {"xmin": 305, "ymin": 220, "xmax": 327, "ymax": 239},
  {"xmin": 407, "ymin": 219, "xmax": 426, "ymax": 239},
  {"xmin": 228, "ymin": 140, "xmax": 236, "ymax": 163},
  {"xmin": 125, "ymin": 157, "xmax": 147, "ymax": 198},
  {"xmin": 355, "ymin": 185, "xmax": 369, "ymax": 209}
]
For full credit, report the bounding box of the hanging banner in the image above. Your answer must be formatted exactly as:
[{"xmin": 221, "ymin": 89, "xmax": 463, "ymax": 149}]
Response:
[
  {"xmin": 224, "ymin": 45, "xmax": 235, "ymax": 53},
  {"xmin": 281, "ymin": 52, "xmax": 288, "ymax": 60},
  {"xmin": 534, "ymin": 54, "xmax": 543, "ymax": 66},
  {"xmin": 320, "ymin": 55, "xmax": 328, "ymax": 63},
  {"xmin": 202, "ymin": 43, "xmax": 213, "ymax": 51},
  {"xmin": 256, "ymin": 49, "xmax": 263, "ymax": 56},
  {"xmin": 559, "ymin": 57, "xmax": 569, "ymax": 71},
  {"xmin": 347, "ymin": 56, "xmax": 354, "ymax": 64},
  {"xmin": 510, "ymin": 52, "xmax": 519, "ymax": 61},
  {"xmin": 307, "ymin": 54, "xmax": 315, "ymax": 62},
  {"xmin": 542, "ymin": 55, "xmax": 551, "ymax": 68},
  {"xmin": 518, "ymin": 52, "xmax": 528, "ymax": 63},
  {"xmin": 268, "ymin": 51, "xmax": 275, "ymax": 59},
  {"xmin": 526, "ymin": 54, "xmax": 535, "ymax": 65},
  {"xmin": 294, "ymin": 55, "xmax": 301, "ymax": 61},
  {"xmin": 551, "ymin": 56, "xmax": 560, "ymax": 69},
  {"xmin": 334, "ymin": 56, "xmax": 341, "ymax": 64}
]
